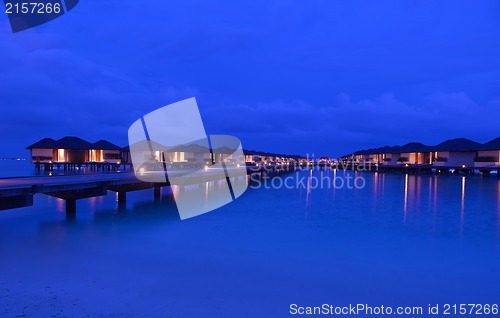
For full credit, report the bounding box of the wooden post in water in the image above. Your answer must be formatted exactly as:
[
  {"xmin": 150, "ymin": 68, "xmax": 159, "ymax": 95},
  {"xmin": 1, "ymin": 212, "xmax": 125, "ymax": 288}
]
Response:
[
  {"xmin": 117, "ymin": 191, "xmax": 126, "ymax": 210},
  {"xmin": 66, "ymin": 199, "xmax": 76, "ymax": 214},
  {"xmin": 118, "ymin": 191, "xmax": 126, "ymax": 202},
  {"xmin": 154, "ymin": 186, "xmax": 161, "ymax": 202}
]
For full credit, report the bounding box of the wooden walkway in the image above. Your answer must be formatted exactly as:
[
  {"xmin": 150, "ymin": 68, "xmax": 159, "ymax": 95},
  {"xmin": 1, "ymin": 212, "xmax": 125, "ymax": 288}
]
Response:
[
  {"xmin": 0, "ymin": 172, "xmax": 153, "ymax": 213},
  {"xmin": 0, "ymin": 164, "xmax": 295, "ymax": 214}
]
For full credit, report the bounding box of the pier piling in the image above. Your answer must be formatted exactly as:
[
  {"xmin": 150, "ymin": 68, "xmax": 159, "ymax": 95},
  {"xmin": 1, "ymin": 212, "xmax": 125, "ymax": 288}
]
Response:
[{"xmin": 66, "ymin": 199, "xmax": 76, "ymax": 214}]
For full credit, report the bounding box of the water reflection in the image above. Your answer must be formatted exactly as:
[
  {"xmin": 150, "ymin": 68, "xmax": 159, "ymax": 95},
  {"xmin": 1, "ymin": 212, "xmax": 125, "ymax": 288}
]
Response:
[
  {"xmin": 404, "ymin": 174, "xmax": 408, "ymax": 222},
  {"xmin": 433, "ymin": 176, "xmax": 438, "ymax": 216},
  {"xmin": 305, "ymin": 169, "xmax": 313, "ymax": 208},
  {"xmin": 4, "ymin": 170, "xmax": 500, "ymax": 244},
  {"xmin": 332, "ymin": 168, "xmax": 337, "ymax": 198},
  {"xmin": 461, "ymin": 177, "xmax": 466, "ymax": 221},
  {"xmin": 497, "ymin": 181, "xmax": 500, "ymax": 229},
  {"xmin": 56, "ymin": 197, "xmax": 64, "ymax": 213},
  {"xmin": 269, "ymin": 171, "xmax": 488, "ymax": 236}
]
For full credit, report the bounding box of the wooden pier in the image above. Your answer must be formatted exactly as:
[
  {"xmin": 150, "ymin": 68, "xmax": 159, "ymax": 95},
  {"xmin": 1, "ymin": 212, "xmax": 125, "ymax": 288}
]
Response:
[
  {"xmin": 34, "ymin": 161, "xmax": 133, "ymax": 173},
  {"xmin": 0, "ymin": 164, "xmax": 296, "ymax": 215}
]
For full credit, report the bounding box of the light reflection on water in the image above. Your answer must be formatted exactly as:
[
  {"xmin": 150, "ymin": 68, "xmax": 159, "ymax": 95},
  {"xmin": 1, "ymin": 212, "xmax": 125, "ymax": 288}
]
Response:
[
  {"xmin": 0, "ymin": 169, "xmax": 499, "ymax": 317},
  {"xmin": 498, "ymin": 181, "xmax": 500, "ymax": 229},
  {"xmin": 293, "ymin": 169, "xmax": 500, "ymax": 241},
  {"xmin": 0, "ymin": 169, "xmax": 498, "ymax": 244}
]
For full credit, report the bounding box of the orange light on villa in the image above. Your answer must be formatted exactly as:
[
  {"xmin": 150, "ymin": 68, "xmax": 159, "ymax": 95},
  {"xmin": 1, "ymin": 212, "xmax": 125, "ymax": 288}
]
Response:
[{"xmin": 58, "ymin": 149, "xmax": 65, "ymax": 162}]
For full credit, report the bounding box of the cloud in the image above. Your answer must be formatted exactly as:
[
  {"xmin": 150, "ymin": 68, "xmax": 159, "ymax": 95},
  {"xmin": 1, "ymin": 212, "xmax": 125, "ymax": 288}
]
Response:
[
  {"xmin": 201, "ymin": 92, "xmax": 500, "ymax": 157},
  {"xmin": 1, "ymin": 0, "xmax": 500, "ymax": 158}
]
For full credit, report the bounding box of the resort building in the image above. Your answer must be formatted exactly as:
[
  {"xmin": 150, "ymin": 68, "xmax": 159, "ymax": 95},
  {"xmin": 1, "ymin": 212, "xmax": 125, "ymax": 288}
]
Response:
[
  {"xmin": 397, "ymin": 142, "xmax": 433, "ymax": 165},
  {"xmin": 370, "ymin": 146, "xmax": 396, "ymax": 164},
  {"xmin": 341, "ymin": 137, "xmax": 496, "ymax": 170},
  {"xmin": 27, "ymin": 136, "xmax": 122, "ymax": 164},
  {"xmin": 432, "ymin": 138, "xmax": 481, "ymax": 168},
  {"xmin": 475, "ymin": 137, "xmax": 500, "ymax": 168},
  {"xmin": 27, "ymin": 138, "xmax": 59, "ymax": 163},
  {"xmin": 28, "ymin": 137, "xmax": 305, "ymax": 169},
  {"xmin": 89, "ymin": 140, "xmax": 122, "ymax": 164},
  {"xmin": 380, "ymin": 146, "xmax": 402, "ymax": 165},
  {"xmin": 123, "ymin": 142, "xmax": 301, "ymax": 167},
  {"xmin": 242, "ymin": 150, "xmax": 302, "ymax": 164},
  {"xmin": 349, "ymin": 143, "xmax": 432, "ymax": 165}
]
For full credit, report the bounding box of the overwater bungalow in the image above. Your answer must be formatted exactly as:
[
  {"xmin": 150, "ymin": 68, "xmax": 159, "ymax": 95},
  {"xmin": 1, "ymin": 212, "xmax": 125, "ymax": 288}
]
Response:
[
  {"xmin": 89, "ymin": 140, "xmax": 122, "ymax": 164},
  {"xmin": 340, "ymin": 137, "xmax": 496, "ymax": 171},
  {"xmin": 243, "ymin": 150, "xmax": 264, "ymax": 163},
  {"xmin": 125, "ymin": 140, "xmax": 174, "ymax": 166},
  {"xmin": 371, "ymin": 146, "xmax": 396, "ymax": 164},
  {"xmin": 27, "ymin": 138, "xmax": 58, "ymax": 163},
  {"xmin": 123, "ymin": 141, "xmax": 302, "ymax": 168},
  {"xmin": 475, "ymin": 137, "xmax": 500, "ymax": 168},
  {"xmin": 161, "ymin": 142, "xmax": 212, "ymax": 165},
  {"xmin": 27, "ymin": 136, "xmax": 122, "ymax": 164},
  {"xmin": 243, "ymin": 150, "xmax": 275, "ymax": 164},
  {"xmin": 242, "ymin": 150, "xmax": 302, "ymax": 165},
  {"xmin": 351, "ymin": 146, "xmax": 402, "ymax": 165},
  {"xmin": 432, "ymin": 138, "xmax": 482, "ymax": 168},
  {"xmin": 396, "ymin": 142, "xmax": 433, "ymax": 165},
  {"xmin": 125, "ymin": 140, "xmax": 212, "ymax": 167},
  {"xmin": 356, "ymin": 143, "xmax": 433, "ymax": 165},
  {"xmin": 51, "ymin": 136, "xmax": 93, "ymax": 162}
]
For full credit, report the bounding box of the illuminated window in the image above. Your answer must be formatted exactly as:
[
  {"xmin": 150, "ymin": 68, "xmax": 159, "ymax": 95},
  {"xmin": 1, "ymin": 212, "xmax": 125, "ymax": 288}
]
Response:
[{"xmin": 58, "ymin": 149, "xmax": 65, "ymax": 162}]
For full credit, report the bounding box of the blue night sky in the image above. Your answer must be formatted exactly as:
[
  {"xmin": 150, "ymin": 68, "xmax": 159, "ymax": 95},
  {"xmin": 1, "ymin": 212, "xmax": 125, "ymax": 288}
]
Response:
[{"xmin": 1, "ymin": 0, "xmax": 500, "ymax": 158}]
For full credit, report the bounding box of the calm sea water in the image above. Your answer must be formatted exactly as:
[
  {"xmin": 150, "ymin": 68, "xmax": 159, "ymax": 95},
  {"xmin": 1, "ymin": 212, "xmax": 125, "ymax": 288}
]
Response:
[
  {"xmin": 0, "ymin": 159, "xmax": 118, "ymax": 178},
  {"xmin": 0, "ymin": 161, "xmax": 499, "ymax": 317},
  {"xmin": 0, "ymin": 159, "xmax": 33, "ymax": 178}
]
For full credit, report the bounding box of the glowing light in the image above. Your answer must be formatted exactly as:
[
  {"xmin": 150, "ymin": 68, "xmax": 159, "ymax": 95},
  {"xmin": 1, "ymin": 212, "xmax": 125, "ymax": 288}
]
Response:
[
  {"xmin": 404, "ymin": 174, "xmax": 409, "ymax": 221},
  {"xmin": 205, "ymin": 165, "xmax": 208, "ymax": 171},
  {"xmin": 462, "ymin": 164, "xmax": 466, "ymax": 168},
  {"xmin": 405, "ymin": 164, "xmax": 409, "ymax": 167},
  {"xmin": 237, "ymin": 164, "xmax": 240, "ymax": 168},
  {"xmin": 117, "ymin": 161, "xmax": 121, "ymax": 165},
  {"xmin": 139, "ymin": 167, "xmax": 145, "ymax": 174},
  {"xmin": 461, "ymin": 176, "xmax": 466, "ymax": 223},
  {"xmin": 58, "ymin": 149, "xmax": 65, "ymax": 162}
]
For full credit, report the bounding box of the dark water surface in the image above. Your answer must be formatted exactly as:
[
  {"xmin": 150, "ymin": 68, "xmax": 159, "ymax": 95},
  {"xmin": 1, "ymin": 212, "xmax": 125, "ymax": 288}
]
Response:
[{"xmin": 1, "ymin": 166, "xmax": 499, "ymax": 317}]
